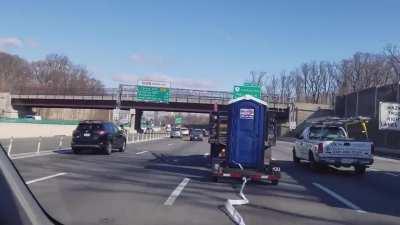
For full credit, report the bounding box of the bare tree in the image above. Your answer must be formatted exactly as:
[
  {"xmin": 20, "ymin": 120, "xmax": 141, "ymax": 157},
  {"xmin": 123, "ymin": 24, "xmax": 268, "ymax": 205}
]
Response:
[
  {"xmin": 384, "ymin": 44, "xmax": 400, "ymax": 83},
  {"xmin": 0, "ymin": 52, "xmax": 104, "ymax": 95}
]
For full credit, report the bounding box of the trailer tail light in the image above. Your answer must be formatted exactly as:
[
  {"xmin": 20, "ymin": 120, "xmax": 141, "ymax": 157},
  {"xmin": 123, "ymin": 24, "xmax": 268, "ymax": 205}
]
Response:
[
  {"xmin": 218, "ymin": 148, "xmax": 226, "ymax": 158},
  {"xmin": 371, "ymin": 143, "xmax": 375, "ymax": 155},
  {"xmin": 96, "ymin": 130, "xmax": 106, "ymax": 136},
  {"xmin": 318, "ymin": 143, "xmax": 324, "ymax": 153}
]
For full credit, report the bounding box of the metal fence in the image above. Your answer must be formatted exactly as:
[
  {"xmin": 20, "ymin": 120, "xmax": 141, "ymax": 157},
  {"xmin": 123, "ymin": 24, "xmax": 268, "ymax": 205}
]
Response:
[
  {"xmin": 0, "ymin": 132, "xmax": 169, "ymax": 158},
  {"xmin": 335, "ymin": 84, "xmax": 400, "ymax": 149}
]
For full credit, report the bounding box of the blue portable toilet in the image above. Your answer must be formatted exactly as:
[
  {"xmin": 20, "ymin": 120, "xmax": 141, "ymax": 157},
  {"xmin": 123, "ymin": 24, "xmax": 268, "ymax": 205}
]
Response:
[{"xmin": 227, "ymin": 95, "xmax": 268, "ymax": 170}]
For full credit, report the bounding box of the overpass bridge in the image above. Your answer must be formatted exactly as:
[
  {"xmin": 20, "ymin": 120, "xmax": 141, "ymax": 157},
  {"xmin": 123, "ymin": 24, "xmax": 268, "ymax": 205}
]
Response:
[{"xmin": 10, "ymin": 86, "xmax": 294, "ymax": 131}]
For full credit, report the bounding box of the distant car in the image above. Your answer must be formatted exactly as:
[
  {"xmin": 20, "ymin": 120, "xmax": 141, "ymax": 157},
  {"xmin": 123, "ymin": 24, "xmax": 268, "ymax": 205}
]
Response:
[
  {"xmin": 170, "ymin": 127, "xmax": 182, "ymax": 138},
  {"xmin": 181, "ymin": 127, "xmax": 190, "ymax": 136},
  {"xmin": 23, "ymin": 115, "xmax": 42, "ymax": 120},
  {"xmin": 202, "ymin": 129, "xmax": 209, "ymax": 137},
  {"xmin": 190, "ymin": 129, "xmax": 203, "ymax": 141},
  {"xmin": 71, "ymin": 120, "xmax": 126, "ymax": 154}
]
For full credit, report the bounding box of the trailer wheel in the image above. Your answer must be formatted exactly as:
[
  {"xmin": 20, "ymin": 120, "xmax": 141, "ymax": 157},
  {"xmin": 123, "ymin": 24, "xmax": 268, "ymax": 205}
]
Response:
[
  {"xmin": 354, "ymin": 165, "xmax": 366, "ymax": 175},
  {"xmin": 293, "ymin": 148, "xmax": 300, "ymax": 163},
  {"xmin": 270, "ymin": 179, "xmax": 279, "ymax": 185}
]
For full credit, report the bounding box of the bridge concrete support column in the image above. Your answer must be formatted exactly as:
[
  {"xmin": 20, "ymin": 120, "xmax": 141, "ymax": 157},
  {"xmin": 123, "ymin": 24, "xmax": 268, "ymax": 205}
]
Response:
[
  {"xmin": 134, "ymin": 109, "xmax": 143, "ymax": 133},
  {"xmin": 0, "ymin": 92, "xmax": 18, "ymax": 118}
]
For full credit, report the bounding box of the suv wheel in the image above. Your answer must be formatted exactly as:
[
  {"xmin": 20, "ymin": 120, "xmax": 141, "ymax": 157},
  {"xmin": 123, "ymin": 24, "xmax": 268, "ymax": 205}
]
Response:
[
  {"xmin": 119, "ymin": 140, "xmax": 126, "ymax": 152},
  {"xmin": 72, "ymin": 148, "xmax": 80, "ymax": 154},
  {"xmin": 104, "ymin": 143, "xmax": 112, "ymax": 155}
]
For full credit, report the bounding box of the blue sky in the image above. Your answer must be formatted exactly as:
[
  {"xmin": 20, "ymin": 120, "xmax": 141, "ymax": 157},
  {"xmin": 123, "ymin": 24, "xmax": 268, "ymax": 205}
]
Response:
[{"xmin": 1, "ymin": 0, "xmax": 400, "ymax": 91}]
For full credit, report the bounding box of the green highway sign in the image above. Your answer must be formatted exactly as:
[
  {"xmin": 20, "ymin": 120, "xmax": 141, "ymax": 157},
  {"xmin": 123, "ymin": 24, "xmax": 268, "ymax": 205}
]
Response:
[
  {"xmin": 233, "ymin": 84, "xmax": 261, "ymax": 99},
  {"xmin": 136, "ymin": 85, "xmax": 170, "ymax": 103},
  {"xmin": 243, "ymin": 82, "xmax": 259, "ymax": 87},
  {"xmin": 175, "ymin": 117, "xmax": 182, "ymax": 124}
]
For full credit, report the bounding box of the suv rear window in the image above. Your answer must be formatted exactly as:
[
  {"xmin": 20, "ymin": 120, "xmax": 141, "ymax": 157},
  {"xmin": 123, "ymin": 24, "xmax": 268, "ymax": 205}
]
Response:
[
  {"xmin": 77, "ymin": 123, "xmax": 103, "ymax": 131},
  {"xmin": 309, "ymin": 127, "xmax": 346, "ymax": 140}
]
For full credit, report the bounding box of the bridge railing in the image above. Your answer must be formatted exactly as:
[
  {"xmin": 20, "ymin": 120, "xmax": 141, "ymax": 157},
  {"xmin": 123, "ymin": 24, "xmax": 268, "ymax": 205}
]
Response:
[{"xmin": 11, "ymin": 86, "xmax": 294, "ymax": 105}]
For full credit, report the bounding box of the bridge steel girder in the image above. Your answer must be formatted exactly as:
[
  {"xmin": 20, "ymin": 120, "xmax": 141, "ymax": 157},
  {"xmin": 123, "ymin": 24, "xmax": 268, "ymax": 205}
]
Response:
[{"xmin": 11, "ymin": 98, "xmax": 288, "ymax": 117}]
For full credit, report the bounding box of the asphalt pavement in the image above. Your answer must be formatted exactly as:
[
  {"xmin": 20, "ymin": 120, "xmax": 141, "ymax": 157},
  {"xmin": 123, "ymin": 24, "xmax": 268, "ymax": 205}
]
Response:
[{"xmin": 11, "ymin": 138, "xmax": 400, "ymax": 225}]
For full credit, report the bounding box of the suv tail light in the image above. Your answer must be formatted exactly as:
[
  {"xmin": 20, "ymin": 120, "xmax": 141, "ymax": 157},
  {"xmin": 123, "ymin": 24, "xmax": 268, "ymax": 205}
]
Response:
[
  {"xmin": 371, "ymin": 143, "xmax": 375, "ymax": 155},
  {"xmin": 318, "ymin": 143, "xmax": 324, "ymax": 153}
]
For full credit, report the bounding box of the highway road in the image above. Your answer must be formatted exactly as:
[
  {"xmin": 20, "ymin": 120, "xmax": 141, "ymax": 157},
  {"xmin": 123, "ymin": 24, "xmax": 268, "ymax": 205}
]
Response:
[{"xmin": 10, "ymin": 138, "xmax": 400, "ymax": 225}]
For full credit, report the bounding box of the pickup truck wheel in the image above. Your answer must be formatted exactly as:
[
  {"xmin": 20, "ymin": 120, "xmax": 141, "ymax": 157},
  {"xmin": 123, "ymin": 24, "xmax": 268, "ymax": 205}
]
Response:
[
  {"xmin": 293, "ymin": 148, "xmax": 300, "ymax": 163},
  {"xmin": 309, "ymin": 152, "xmax": 320, "ymax": 171},
  {"xmin": 355, "ymin": 165, "xmax": 366, "ymax": 175}
]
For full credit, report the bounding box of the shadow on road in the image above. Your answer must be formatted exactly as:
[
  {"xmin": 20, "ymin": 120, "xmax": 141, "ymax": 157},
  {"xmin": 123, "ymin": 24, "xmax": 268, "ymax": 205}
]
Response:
[{"xmin": 271, "ymin": 159, "xmax": 400, "ymax": 219}]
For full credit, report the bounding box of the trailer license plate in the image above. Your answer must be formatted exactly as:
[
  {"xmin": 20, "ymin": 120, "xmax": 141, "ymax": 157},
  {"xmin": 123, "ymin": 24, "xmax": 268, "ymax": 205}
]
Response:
[{"xmin": 341, "ymin": 158, "xmax": 354, "ymax": 164}]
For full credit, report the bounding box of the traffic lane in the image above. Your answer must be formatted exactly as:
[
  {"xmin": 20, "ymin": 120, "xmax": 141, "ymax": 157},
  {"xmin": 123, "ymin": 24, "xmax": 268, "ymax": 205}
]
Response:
[
  {"xmin": 273, "ymin": 141, "xmax": 400, "ymax": 221},
  {"xmin": 13, "ymin": 138, "xmax": 178, "ymax": 183},
  {"xmin": 13, "ymin": 138, "xmax": 225, "ymax": 225},
  {"xmin": 142, "ymin": 144, "xmax": 241, "ymax": 225}
]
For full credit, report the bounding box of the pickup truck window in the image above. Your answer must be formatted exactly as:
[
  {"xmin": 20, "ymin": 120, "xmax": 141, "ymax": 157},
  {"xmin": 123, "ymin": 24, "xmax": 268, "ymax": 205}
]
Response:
[{"xmin": 309, "ymin": 127, "xmax": 346, "ymax": 140}]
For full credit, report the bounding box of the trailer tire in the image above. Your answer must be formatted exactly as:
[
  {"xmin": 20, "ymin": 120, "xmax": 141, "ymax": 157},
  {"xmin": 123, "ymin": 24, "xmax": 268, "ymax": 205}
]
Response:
[
  {"xmin": 293, "ymin": 148, "xmax": 300, "ymax": 163},
  {"xmin": 270, "ymin": 180, "xmax": 279, "ymax": 185}
]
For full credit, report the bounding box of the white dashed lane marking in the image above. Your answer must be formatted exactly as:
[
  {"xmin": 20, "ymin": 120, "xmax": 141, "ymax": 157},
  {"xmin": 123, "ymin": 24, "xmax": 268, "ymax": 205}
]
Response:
[
  {"xmin": 313, "ymin": 182, "xmax": 366, "ymax": 213},
  {"xmin": 26, "ymin": 172, "xmax": 67, "ymax": 185},
  {"xmin": 164, "ymin": 178, "xmax": 190, "ymax": 206}
]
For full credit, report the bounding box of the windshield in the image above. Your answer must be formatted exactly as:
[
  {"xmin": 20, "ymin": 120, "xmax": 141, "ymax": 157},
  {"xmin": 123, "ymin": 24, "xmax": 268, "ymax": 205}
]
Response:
[
  {"xmin": 1, "ymin": 2, "xmax": 400, "ymax": 225},
  {"xmin": 192, "ymin": 129, "xmax": 202, "ymax": 134},
  {"xmin": 309, "ymin": 127, "xmax": 347, "ymax": 140}
]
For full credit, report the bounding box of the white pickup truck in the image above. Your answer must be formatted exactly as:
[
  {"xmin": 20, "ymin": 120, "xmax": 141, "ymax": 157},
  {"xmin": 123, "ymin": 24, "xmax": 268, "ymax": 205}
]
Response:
[{"xmin": 293, "ymin": 125, "xmax": 374, "ymax": 174}]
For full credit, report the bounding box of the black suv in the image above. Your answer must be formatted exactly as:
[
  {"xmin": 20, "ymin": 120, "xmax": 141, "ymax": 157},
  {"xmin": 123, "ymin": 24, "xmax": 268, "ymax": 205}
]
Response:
[{"xmin": 71, "ymin": 120, "xmax": 126, "ymax": 154}]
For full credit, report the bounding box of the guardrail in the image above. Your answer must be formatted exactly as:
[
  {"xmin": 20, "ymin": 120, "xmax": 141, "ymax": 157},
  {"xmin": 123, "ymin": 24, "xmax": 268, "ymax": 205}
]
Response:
[
  {"xmin": 1, "ymin": 132, "xmax": 169, "ymax": 158},
  {"xmin": 0, "ymin": 118, "xmax": 80, "ymax": 125}
]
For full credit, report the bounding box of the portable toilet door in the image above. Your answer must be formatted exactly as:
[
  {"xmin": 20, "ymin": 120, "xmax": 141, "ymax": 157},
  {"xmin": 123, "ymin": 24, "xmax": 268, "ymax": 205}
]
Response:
[{"xmin": 227, "ymin": 95, "xmax": 267, "ymax": 169}]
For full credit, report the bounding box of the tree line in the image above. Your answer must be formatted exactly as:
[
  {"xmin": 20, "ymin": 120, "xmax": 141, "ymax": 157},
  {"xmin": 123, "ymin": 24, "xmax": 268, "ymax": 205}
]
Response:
[
  {"xmin": 248, "ymin": 44, "xmax": 400, "ymax": 104},
  {"xmin": 0, "ymin": 52, "xmax": 104, "ymax": 95}
]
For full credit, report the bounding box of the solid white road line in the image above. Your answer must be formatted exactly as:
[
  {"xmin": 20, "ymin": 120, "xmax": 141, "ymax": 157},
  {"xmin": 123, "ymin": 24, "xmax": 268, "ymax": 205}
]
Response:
[
  {"xmin": 368, "ymin": 168, "xmax": 399, "ymax": 176},
  {"xmin": 374, "ymin": 156, "xmax": 400, "ymax": 163},
  {"xmin": 313, "ymin": 182, "xmax": 366, "ymax": 213},
  {"xmin": 10, "ymin": 148, "xmax": 71, "ymax": 160},
  {"xmin": 385, "ymin": 172, "xmax": 400, "ymax": 177},
  {"xmin": 167, "ymin": 143, "xmax": 174, "ymax": 146},
  {"xmin": 26, "ymin": 172, "xmax": 67, "ymax": 185},
  {"xmin": 164, "ymin": 178, "xmax": 190, "ymax": 206},
  {"xmin": 136, "ymin": 150, "xmax": 149, "ymax": 155}
]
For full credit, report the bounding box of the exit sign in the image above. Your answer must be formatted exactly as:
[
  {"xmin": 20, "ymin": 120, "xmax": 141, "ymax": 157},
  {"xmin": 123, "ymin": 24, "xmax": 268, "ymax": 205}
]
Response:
[{"xmin": 233, "ymin": 84, "xmax": 261, "ymax": 99}]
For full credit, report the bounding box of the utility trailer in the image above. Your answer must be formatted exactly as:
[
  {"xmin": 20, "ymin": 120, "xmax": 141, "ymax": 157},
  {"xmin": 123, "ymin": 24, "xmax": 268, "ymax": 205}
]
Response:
[{"xmin": 208, "ymin": 95, "xmax": 280, "ymax": 184}]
